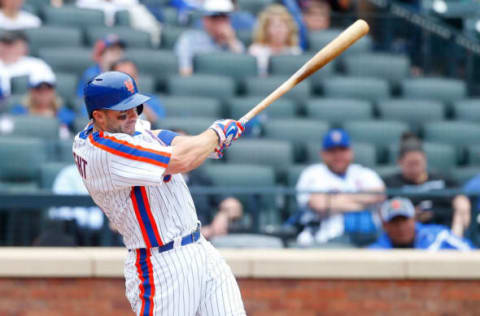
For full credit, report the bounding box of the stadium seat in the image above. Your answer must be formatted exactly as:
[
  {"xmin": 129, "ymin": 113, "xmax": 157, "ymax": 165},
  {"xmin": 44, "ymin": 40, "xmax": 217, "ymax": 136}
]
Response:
[
  {"xmin": 0, "ymin": 137, "xmax": 46, "ymax": 183},
  {"xmin": 137, "ymin": 74, "xmax": 155, "ymax": 94},
  {"xmin": 453, "ymin": 99, "xmax": 480, "ymax": 122},
  {"xmin": 38, "ymin": 48, "xmax": 94, "ymax": 77},
  {"xmin": 423, "ymin": 121, "xmax": 480, "ymax": 146},
  {"xmin": 344, "ymin": 121, "xmax": 409, "ymax": 164},
  {"xmin": 237, "ymin": 29, "xmax": 252, "ymax": 47},
  {"xmin": 308, "ymin": 29, "xmax": 372, "ymax": 54},
  {"xmin": 55, "ymin": 72, "xmax": 78, "ymax": 100},
  {"xmin": 167, "ymin": 75, "xmax": 236, "ymax": 101},
  {"xmin": 24, "ymin": 26, "xmax": 83, "ymax": 56},
  {"xmin": 237, "ymin": 0, "xmax": 274, "ymax": 15},
  {"xmin": 162, "ymin": 6, "xmax": 179, "ymax": 25},
  {"xmin": 344, "ymin": 53, "xmax": 410, "ymax": 85},
  {"xmin": 194, "ymin": 53, "xmax": 257, "ymax": 81},
  {"xmin": 305, "ymin": 98, "xmax": 373, "ymax": 126},
  {"xmin": 39, "ymin": 162, "xmax": 71, "ymax": 189},
  {"xmin": 468, "ymin": 145, "xmax": 480, "ymax": 165},
  {"xmin": 322, "ymin": 77, "xmax": 390, "ymax": 102},
  {"xmin": 155, "ymin": 117, "xmax": 212, "ymax": 135},
  {"xmin": 114, "ymin": 10, "xmax": 130, "ymax": 26},
  {"xmin": 1, "ymin": 116, "xmax": 60, "ymax": 140},
  {"xmin": 125, "ymin": 49, "xmax": 178, "ymax": 89},
  {"xmin": 374, "ymin": 165, "xmax": 400, "ymax": 180},
  {"xmin": 210, "ymin": 234, "xmax": 283, "ymax": 248},
  {"xmin": 450, "ymin": 167, "xmax": 480, "ymax": 186},
  {"xmin": 43, "ymin": 6, "xmax": 105, "ymax": 28},
  {"xmin": 286, "ymin": 164, "xmax": 309, "ymax": 187},
  {"xmin": 262, "ymin": 118, "xmax": 329, "ymax": 143},
  {"xmin": 10, "ymin": 76, "xmax": 28, "ymax": 95},
  {"xmin": 73, "ymin": 117, "xmax": 90, "ymax": 134},
  {"xmin": 244, "ymin": 76, "xmax": 311, "ymax": 103},
  {"xmin": 161, "ymin": 96, "xmax": 222, "ymax": 118},
  {"xmin": 401, "ymin": 78, "xmax": 467, "ymax": 103},
  {"xmin": 389, "ymin": 142, "xmax": 458, "ymax": 171},
  {"xmin": 161, "ymin": 26, "xmax": 188, "ymax": 50},
  {"xmin": 377, "ymin": 99, "xmax": 445, "ymax": 131},
  {"xmin": 225, "ymin": 139, "xmax": 294, "ymax": 176},
  {"xmin": 56, "ymin": 139, "xmax": 74, "ymax": 163},
  {"xmin": 228, "ymin": 97, "xmax": 297, "ymax": 119},
  {"xmin": 85, "ymin": 26, "xmax": 151, "ymax": 48}
]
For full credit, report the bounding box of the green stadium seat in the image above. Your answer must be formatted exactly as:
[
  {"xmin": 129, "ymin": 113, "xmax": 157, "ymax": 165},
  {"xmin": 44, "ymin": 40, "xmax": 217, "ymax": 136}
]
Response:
[
  {"xmin": 39, "ymin": 162, "xmax": 70, "ymax": 189},
  {"xmin": 194, "ymin": 53, "xmax": 257, "ymax": 81},
  {"xmin": 401, "ymin": 78, "xmax": 467, "ymax": 103},
  {"xmin": 114, "ymin": 10, "xmax": 130, "ymax": 26},
  {"xmin": 228, "ymin": 97, "xmax": 297, "ymax": 119},
  {"xmin": 375, "ymin": 165, "xmax": 400, "ymax": 180},
  {"xmin": 286, "ymin": 164, "xmax": 309, "ymax": 187},
  {"xmin": 269, "ymin": 54, "xmax": 336, "ymax": 93},
  {"xmin": 73, "ymin": 117, "xmax": 90, "ymax": 134},
  {"xmin": 0, "ymin": 137, "xmax": 46, "ymax": 182},
  {"xmin": 162, "ymin": 6, "xmax": 179, "ymax": 25},
  {"xmin": 377, "ymin": 99, "xmax": 445, "ymax": 131},
  {"xmin": 322, "ymin": 77, "xmax": 390, "ymax": 102},
  {"xmin": 161, "ymin": 96, "xmax": 222, "ymax": 118},
  {"xmin": 55, "ymin": 72, "xmax": 78, "ymax": 100},
  {"xmin": 237, "ymin": 0, "xmax": 274, "ymax": 15},
  {"xmin": 468, "ymin": 145, "xmax": 480, "ymax": 165},
  {"xmin": 344, "ymin": 53, "xmax": 410, "ymax": 85},
  {"xmin": 423, "ymin": 121, "xmax": 480, "ymax": 146},
  {"xmin": 389, "ymin": 142, "xmax": 458, "ymax": 171},
  {"xmin": 125, "ymin": 49, "xmax": 178, "ymax": 88},
  {"xmin": 56, "ymin": 139, "xmax": 74, "ymax": 163},
  {"xmin": 237, "ymin": 29, "xmax": 252, "ymax": 47},
  {"xmin": 4, "ymin": 94, "xmax": 24, "ymax": 112},
  {"xmin": 38, "ymin": 48, "xmax": 94, "ymax": 77},
  {"xmin": 344, "ymin": 121, "xmax": 409, "ymax": 163},
  {"xmin": 161, "ymin": 26, "xmax": 188, "ymax": 50},
  {"xmin": 24, "ymin": 26, "xmax": 83, "ymax": 56},
  {"xmin": 225, "ymin": 139, "xmax": 294, "ymax": 175},
  {"xmin": 155, "ymin": 117, "xmax": 212, "ymax": 135},
  {"xmin": 137, "ymin": 74, "xmax": 155, "ymax": 94},
  {"xmin": 305, "ymin": 98, "xmax": 373, "ymax": 126},
  {"xmin": 85, "ymin": 26, "xmax": 151, "ymax": 48},
  {"xmin": 262, "ymin": 119, "xmax": 329, "ymax": 143},
  {"xmin": 244, "ymin": 76, "xmax": 311, "ymax": 103},
  {"xmin": 10, "ymin": 76, "xmax": 28, "ymax": 95},
  {"xmin": 308, "ymin": 29, "xmax": 372, "ymax": 54},
  {"xmin": 305, "ymin": 142, "xmax": 377, "ymax": 168},
  {"xmin": 454, "ymin": 99, "xmax": 480, "ymax": 122},
  {"xmin": 1, "ymin": 116, "xmax": 60, "ymax": 139},
  {"xmin": 450, "ymin": 167, "xmax": 480, "ymax": 186},
  {"xmin": 167, "ymin": 75, "xmax": 236, "ymax": 100},
  {"xmin": 44, "ymin": 6, "xmax": 105, "ymax": 28}
]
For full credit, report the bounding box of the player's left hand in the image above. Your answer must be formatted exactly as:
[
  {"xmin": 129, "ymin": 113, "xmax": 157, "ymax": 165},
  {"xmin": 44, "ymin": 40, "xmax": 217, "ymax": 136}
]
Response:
[{"xmin": 209, "ymin": 119, "xmax": 244, "ymax": 148}]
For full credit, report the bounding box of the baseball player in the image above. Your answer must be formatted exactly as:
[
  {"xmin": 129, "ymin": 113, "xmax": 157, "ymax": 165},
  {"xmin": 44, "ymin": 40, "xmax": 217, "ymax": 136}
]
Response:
[{"xmin": 73, "ymin": 71, "xmax": 246, "ymax": 315}]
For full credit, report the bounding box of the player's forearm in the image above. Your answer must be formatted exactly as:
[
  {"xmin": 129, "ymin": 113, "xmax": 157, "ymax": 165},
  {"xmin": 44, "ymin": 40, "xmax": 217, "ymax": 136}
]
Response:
[
  {"xmin": 451, "ymin": 195, "xmax": 471, "ymax": 237},
  {"xmin": 165, "ymin": 130, "xmax": 218, "ymax": 174},
  {"xmin": 309, "ymin": 194, "xmax": 365, "ymax": 213},
  {"xmin": 349, "ymin": 188, "xmax": 385, "ymax": 206}
]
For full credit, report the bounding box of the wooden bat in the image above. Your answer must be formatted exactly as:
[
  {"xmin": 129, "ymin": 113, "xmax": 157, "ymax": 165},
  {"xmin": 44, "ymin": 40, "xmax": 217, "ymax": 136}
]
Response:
[{"xmin": 238, "ymin": 19, "xmax": 370, "ymax": 126}]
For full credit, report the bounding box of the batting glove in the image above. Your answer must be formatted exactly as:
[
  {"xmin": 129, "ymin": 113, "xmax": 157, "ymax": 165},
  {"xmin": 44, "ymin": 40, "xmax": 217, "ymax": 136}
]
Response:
[{"xmin": 209, "ymin": 119, "xmax": 244, "ymax": 148}]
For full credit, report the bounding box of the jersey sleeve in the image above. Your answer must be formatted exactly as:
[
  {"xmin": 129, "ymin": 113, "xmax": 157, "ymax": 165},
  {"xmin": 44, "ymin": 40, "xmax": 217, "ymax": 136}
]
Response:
[
  {"xmin": 295, "ymin": 166, "xmax": 327, "ymax": 209},
  {"xmin": 359, "ymin": 167, "xmax": 385, "ymax": 191},
  {"xmin": 89, "ymin": 131, "xmax": 172, "ymax": 188}
]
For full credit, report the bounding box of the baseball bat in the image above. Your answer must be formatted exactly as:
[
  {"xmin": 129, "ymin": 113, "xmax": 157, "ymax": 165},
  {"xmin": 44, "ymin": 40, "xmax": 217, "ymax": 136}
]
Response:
[{"xmin": 238, "ymin": 19, "xmax": 370, "ymax": 126}]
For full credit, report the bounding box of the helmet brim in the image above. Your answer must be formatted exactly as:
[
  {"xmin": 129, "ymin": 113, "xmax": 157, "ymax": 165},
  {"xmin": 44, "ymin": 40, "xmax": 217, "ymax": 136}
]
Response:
[{"xmin": 109, "ymin": 92, "xmax": 151, "ymax": 112}]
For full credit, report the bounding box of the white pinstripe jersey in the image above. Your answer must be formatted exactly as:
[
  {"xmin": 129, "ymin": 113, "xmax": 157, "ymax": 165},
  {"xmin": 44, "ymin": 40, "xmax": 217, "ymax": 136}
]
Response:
[{"xmin": 72, "ymin": 120, "xmax": 198, "ymax": 249}]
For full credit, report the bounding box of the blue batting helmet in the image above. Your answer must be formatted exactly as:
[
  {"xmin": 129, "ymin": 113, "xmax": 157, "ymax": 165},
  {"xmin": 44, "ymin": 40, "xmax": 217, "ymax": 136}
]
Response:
[{"xmin": 84, "ymin": 71, "xmax": 150, "ymax": 118}]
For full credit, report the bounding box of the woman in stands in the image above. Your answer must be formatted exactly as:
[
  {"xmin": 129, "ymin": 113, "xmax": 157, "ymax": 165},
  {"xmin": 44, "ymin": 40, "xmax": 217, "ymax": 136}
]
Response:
[
  {"xmin": 248, "ymin": 4, "xmax": 302, "ymax": 77},
  {"xmin": 10, "ymin": 70, "xmax": 74, "ymax": 139}
]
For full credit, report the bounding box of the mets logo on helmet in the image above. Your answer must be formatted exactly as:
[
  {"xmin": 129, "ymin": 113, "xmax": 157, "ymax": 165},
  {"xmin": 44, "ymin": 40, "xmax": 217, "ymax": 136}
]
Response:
[{"xmin": 124, "ymin": 79, "xmax": 135, "ymax": 93}]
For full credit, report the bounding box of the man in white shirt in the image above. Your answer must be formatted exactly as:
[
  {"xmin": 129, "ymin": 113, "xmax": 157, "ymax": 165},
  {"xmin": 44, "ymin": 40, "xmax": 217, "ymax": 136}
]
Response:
[
  {"xmin": 295, "ymin": 128, "xmax": 385, "ymax": 246},
  {"xmin": 0, "ymin": 0, "xmax": 41, "ymax": 30}
]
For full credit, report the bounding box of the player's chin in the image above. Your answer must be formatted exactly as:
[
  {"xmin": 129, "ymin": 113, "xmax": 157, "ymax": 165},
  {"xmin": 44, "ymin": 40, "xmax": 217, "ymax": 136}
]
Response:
[{"xmin": 124, "ymin": 120, "xmax": 137, "ymax": 135}]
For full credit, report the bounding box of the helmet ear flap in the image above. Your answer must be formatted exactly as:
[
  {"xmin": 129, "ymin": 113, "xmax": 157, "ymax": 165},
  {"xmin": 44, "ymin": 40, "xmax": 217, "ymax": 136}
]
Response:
[{"xmin": 136, "ymin": 104, "xmax": 144, "ymax": 116}]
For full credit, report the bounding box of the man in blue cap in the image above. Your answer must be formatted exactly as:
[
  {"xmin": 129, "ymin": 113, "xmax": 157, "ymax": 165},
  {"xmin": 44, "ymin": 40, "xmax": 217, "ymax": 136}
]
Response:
[
  {"xmin": 369, "ymin": 197, "xmax": 474, "ymax": 250},
  {"xmin": 294, "ymin": 128, "xmax": 385, "ymax": 247}
]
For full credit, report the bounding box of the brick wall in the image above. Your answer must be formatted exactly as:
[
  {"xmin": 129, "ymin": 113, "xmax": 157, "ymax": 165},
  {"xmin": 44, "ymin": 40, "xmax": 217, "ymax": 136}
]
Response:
[{"xmin": 1, "ymin": 278, "xmax": 480, "ymax": 316}]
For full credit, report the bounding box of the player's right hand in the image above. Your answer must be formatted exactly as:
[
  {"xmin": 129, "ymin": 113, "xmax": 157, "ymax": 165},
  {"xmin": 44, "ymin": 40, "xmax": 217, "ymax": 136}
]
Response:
[{"xmin": 209, "ymin": 119, "xmax": 244, "ymax": 148}]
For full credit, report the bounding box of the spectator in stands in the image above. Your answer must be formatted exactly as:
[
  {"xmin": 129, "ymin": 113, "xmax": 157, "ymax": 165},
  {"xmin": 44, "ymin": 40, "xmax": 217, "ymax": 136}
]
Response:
[
  {"xmin": 248, "ymin": 4, "xmax": 302, "ymax": 77},
  {"xmin": 369, "ymin": 197, "xmax": 473, "ymax": 250},
  {"xmin": 383, "ymin": 133, "xmax": 471, "ymax": 238},
  {"xmin": 76, "ymin": 0, "xmax": 162, "ymax": 46},
  {"xmin": 172, "ymin": 129, "xmax": 245, "ymax": 239},
  {"xmin": 293, "ymin": 128, "xmax": 385, "ymax": 247},
  {"xmin": 301, "ymin": 0, "xmax": 331, "ymax": 31},
  {"xmin": 10, "ymin": 70, "xmax": 74, "ymax": 139},
  {"xmin": 0, "ymin": 0, "xmax": 41, "ymax": 30},
  {"xmin": 465, "ymin": 174, "xmax": 480, "ymax": 214},
  {"xmin": 0, "ymin": 30, "xmax": 53, "ymax": 95},
  {"xmin": 76, "ymin": 34, "xmax": 126, "ymax": 97},
  {"xmin": 110, "ymin": 59, "xmax": 165, "ymax": 124},
  {"xmin": 47, "ymin": 164, "xmax": 109, "ymax": 246},
  {"xmin": 174, "ymin": 0, "xmax": 244, "ymax": 76}
]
